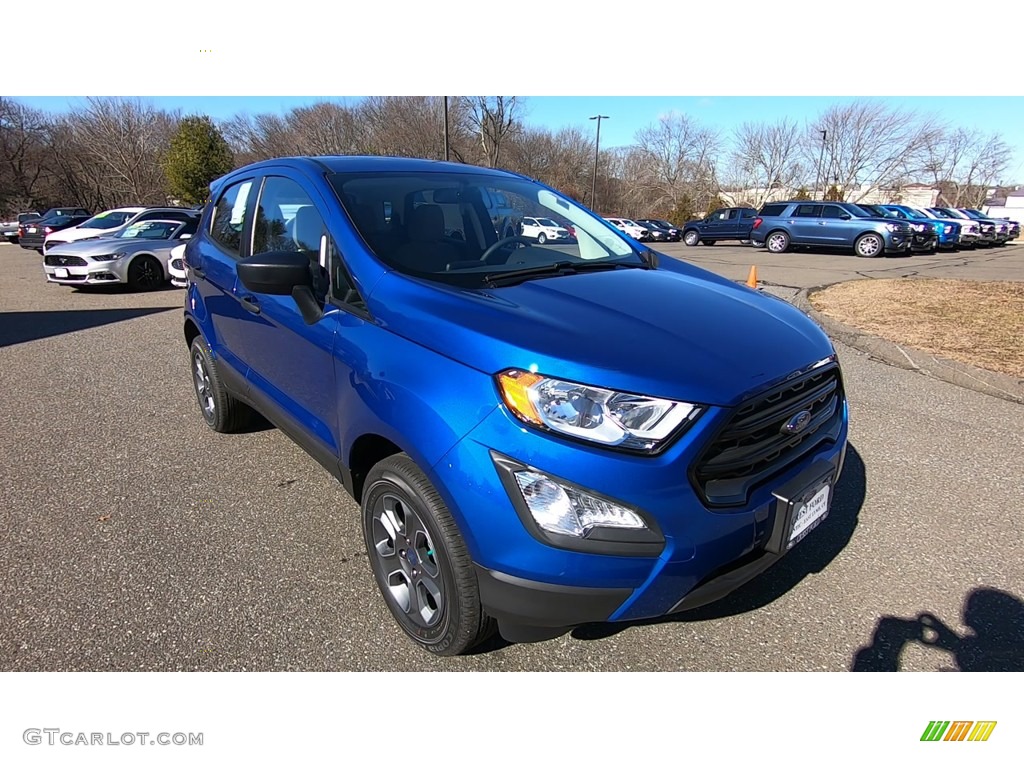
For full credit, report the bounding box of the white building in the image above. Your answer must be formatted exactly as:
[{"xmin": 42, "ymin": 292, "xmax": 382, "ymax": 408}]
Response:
[{"xmin": 983, "ymin": 188, "xmax": 1024, "ymax": 221}]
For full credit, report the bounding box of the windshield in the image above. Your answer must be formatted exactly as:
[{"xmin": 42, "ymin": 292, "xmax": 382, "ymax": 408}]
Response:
[
  {"xmin": 845, "ymin": 204, "xmax": 875, "ymax": 217},
  {"xmin": 114, "ymin": 221, "xmax": 180, "ymax": 240},
  {"xmin": 328, "ymin": 171, "xmax": 642, "ymax": 287},
  {"xmin": 81, "ymin": 211, "xmax": 135, "ymax": 229}
]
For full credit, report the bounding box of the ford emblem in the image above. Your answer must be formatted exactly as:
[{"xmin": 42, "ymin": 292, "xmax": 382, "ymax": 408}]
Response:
[{"xmin": 780, "ymin": 410, "xmax": 812, "ymax": 435}]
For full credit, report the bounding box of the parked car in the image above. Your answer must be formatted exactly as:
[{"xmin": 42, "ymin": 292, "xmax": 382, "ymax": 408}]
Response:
[
  {"xmin": 183, "ymin": 156, "xmax": 849, "ymax": 656},
  {"xmin": 958, "ymin": 208, "xmax": 1011, "ymax": 244},
  {"xmin": 750, "ymin": 201, "xmax": 910, "ymax": 257},
  {"xmin": 169, "ymin": 242, "xmax": 187, "ymax": 288},
  {"xmin": 2, "ymin": 212, "xmax": 41, "ymax": 243},
  {"xmin": 38, "ymin": 206, "xmax": 91, "ymax": 220},
  {"xmin": 604, "ymin": 217, "xmax": 649, "ymax": 241},
  {"xmin": 681, "ymin": 207, "xmax": 758, "ymax": 246},
  {"xmin": 928, "ymin": 207, "xmax": 997, "ymax": 247},
  {"xmin": 636, "ymin": 219, "xmax": 682, "ymax": 242},
  {"xmin": 43, "ymin": 218, "xmax": 197, "ymax": 290},
  {"xmin": 910, "ymin": 206, "xmax": 979, "ymax": 248},
  {"xmin": 18, "ymin": 214, "xmax": 92, "ymax": 253},
  {"xmin": 43, "ymin": 206, "xmax": 199, "ymax": 253},
  {"xmin": 519, "ymin": 216, "xmax": 573, "ymax": 244},
  {"xmin": 862, "ymin": 204, "xmax": 942, "ymax": 252},
  {"xmin": 630, "ymin": 220, "xmax": 673, "ymax": 242}
]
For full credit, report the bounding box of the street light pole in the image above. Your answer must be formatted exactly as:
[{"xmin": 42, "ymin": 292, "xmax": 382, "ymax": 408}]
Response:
[
  {"xmin": 589, "ymin": 115, "xmax": 609, "ymax": 210},
  {"xmin": 443, "ymin": 96, "xmax": 450, "ymax": 162},
  {"xmin": 815, "ymin": 130, "xmax": 826, "ymax": 201}
]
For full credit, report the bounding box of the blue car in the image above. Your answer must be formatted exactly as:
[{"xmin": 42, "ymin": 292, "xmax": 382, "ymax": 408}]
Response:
[
  {"xmin": 751, "ymin": 201, "xmax": 910, "ymax": 257},
  {"xmin": 872, "ymin": 204, "xmax": 950, "ymax": 251},
  {"xmin": 182, "ymin": 156, "xmax": 849, "ymax": 655}
]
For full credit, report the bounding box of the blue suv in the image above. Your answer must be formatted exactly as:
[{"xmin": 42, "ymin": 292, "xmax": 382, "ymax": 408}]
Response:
[
  {"xmin": 182, "ymin": 157, "xmax": 849, "ymax": 655},
  {"xmin": 751, "ymin": 201, "xmax": 910, "ymax": 257}
]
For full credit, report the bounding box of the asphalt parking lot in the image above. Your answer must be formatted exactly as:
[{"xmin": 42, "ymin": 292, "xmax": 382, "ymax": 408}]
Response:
[{"xmin": 1, "ymin": 240, "xmax": 1022, "ymax": 671}]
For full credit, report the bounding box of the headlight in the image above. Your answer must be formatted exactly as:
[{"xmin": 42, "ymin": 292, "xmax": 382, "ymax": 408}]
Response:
[
  {"xmin": 497, "ymin": 369, "xmax": 702, "ymax": 452},
  {"xmin": 911, "ymin": 223, "xmax": 924, "ymax": 232},
  {"xmin": 884, "ymin": 223, "xmax": 898, "ymax": 232},
  {"xmin": 93, "ymin": 252, "xmax": 127, "ymax": 262},
  {"xmin": 944, "ymin": 225, "xmax": 952, "ymax": 234}
]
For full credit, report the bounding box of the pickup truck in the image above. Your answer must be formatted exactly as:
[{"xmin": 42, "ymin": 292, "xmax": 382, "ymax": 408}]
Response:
[{"xmin": 681, "ymin": 207, "xmax": 758, "ymax": 246}]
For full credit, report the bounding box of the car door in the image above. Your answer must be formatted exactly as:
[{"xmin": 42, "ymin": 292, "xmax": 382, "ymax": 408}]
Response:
[
  {"xmin": 192, "ymin": 176, "xmax": 258, "ymax": 379},
  {"xmin": 788, "ymin": 204, "xmax": 823, "ymax": 245},
  {"xmin": 232, "ymin": 171, "xmax": 342, "ymax": 461},
  {"xmin": 701, "ymin": 209, "xmax": 728, "ymax": 238},
  {"xmin": 818, "ymin": 204, "xmax": 854, "ymax": 247},
  {"xmin": 721, "ymin": 208, "xmax": 743, "ymax": 238}
]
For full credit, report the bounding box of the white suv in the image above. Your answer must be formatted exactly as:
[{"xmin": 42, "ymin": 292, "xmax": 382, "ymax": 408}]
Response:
[
  {"xmin": 520, "ymin": 216, "xmax": 572, "ymax": 244},
  {"xmin": 605, "ymin": 217, "xmax": 649, "ymax": 241}
]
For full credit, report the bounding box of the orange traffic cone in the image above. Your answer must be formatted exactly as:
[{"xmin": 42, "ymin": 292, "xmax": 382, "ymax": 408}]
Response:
[{"xmin": 746, "ymin": 265, "xmax": 758, "ymax": 289}]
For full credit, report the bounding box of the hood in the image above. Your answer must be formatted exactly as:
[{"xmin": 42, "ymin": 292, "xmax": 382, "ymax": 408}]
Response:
[
  {"xmin": 47, "ymin": 238, "xmax": 176, "ymax": 259},
  {"xmin": 49, "ymin": 226, "xmax": 119, "ymax": 243},
  {"xmin": 365, "ymin": 262, "xmax": 834, "ymax": 407}
]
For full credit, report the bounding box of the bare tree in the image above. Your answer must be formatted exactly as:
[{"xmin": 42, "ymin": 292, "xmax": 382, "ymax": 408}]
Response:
[
  {"xmin": 0, "ymin": 98, "xmax": 50, "ymax": 211},
  {"xmin": 632, "ymin": 112, "xmax": 722, "ymax": 212},
  {"xmin": 808, "ymin": 100, "xmax": 942, "ymax": 201},
  {"xmin": 730, "ymin": 119, "xmax": 804, "ymax": 206},
  {"xmin": 504, "ymin": 125, "xmax": 594, "ymax": 202},
  {"xmin": 923, "ymin": 127, "xmax": 1012, "ymax": 207},
  {"xmin": 67, "ymin": 97, "xmax": 177, "ymax": 205},
  {"xmin": 464, "ymin": 96, "xmax": 521, "ymax": 168}
]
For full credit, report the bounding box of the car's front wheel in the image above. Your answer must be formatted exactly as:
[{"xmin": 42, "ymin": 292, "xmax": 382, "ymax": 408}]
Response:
[
  {"xmin": 683, "ymin": 230, "xmax": 699, "ymax": 246},
  {"xmin": 537, "ymin": 232, "xmax": 547, "ymax": 244},
  {"xmin": 127, "ymin": 254, "xmax": 165, "ymax": 291},
  {"xmin": 854, "ymin": 233, "xmax": 884, "ymax": 258},
  {"xmin": 362, "ymin": 454, "xmax": 496, "ymax": 656}
]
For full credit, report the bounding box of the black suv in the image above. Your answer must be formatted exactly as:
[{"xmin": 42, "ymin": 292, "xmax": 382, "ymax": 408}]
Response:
[
  {"xmin": 681, "ymin": 207, "xmax": 758, "ymax": 246},
  {"xmin": 635, "ymin": 219, "xmax": 681, "ymax": 242}
]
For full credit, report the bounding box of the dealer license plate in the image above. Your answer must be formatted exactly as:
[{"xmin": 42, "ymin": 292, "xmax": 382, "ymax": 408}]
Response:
[
  {"xmin": 54, "ymin": 268, "xmax": 69, "ymax": 278},
  {"xmin": 788, "ymin": 483, "xmax": 830, "ymax": 547}
]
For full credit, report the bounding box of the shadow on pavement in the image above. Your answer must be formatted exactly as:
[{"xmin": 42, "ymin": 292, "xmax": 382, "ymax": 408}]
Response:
[
  {"xmin": 850, "ymin": 588, "xmax": 1024, "ymax": 671},
  {"xmin": 570, "ymin": 444, "xmax": 867, "ymax": 642},
  {"xmin": 0, "ymin": 308, "xmax": 180, "ymax": 348}
]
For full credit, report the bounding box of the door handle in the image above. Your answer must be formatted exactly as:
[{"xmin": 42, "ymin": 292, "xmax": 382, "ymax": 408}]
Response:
[{"xmin": 240, "ymin": 295, "xmax": 261, "ymax": 315}]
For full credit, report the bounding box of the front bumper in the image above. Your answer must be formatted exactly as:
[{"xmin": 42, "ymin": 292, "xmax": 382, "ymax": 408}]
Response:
[
  {"xmin": 432, "ymin": 373, "xmax": 849, "ymax": 636},
  {"xmin": 909, "ymin": 232, "xmax": 938, "ymax": 252},
  {"xmin": 884, "ymin": 232, "xmax": 910, "ymax": 252},
  {"xmin": 43, "ymin": 259, "xmax": 130, "ymax": 285}
]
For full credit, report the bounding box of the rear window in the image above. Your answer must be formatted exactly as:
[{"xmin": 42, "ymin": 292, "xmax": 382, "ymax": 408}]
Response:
[{"xmin": 759, "ymin": 204, "xmax": 787, "ymax": 217}]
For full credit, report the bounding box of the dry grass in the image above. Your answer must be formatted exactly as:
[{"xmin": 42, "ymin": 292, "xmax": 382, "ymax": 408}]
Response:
[{"xmin": 810, "ymin": 279, "xmax": 1024, "ymax": 378}]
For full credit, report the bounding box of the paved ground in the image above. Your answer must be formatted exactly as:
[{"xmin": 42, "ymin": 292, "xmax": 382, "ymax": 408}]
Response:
[{"xmin": 1, "ymin": 240, "xmax": 1022, "ymax": 671}]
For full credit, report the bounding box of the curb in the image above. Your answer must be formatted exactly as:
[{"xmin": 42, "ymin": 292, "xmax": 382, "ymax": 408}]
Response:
[{"xmin": 792, "ymin": 284, "xmax": 1024, "ymax": 406}]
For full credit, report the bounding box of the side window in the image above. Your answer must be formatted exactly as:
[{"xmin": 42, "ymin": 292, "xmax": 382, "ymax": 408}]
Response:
[
  {"xmin": 329, "ymin": 238, "xmax": 367, "ymax": 314},
  {"xmin": 178, "ymin": 219, "xmax": 199, "ymax": 238},
  {"xmin": 726, "ymin": 209, "xmax": 739, "ymax": 220},
  {"xmin": 794, "ymin": 204, "xmax": 821, "ymax": 218},
  {"xmin": 740, "ymin": 209, "xmax": 755, "ymax": 218},
  {"xmin": 710, "ymin": 209, "xmax": 726, "ymax": 220},
  {"xmin": 821, "ymin": 205, "xmax": 847, "ymax": 219},
  {"xmin": 210, "ymin": 179, "xmax": 254, "ymax": 257},
  {"xmin": 252, "ymin": 176, "xmax": 326, "ymax": 257},
  {"xmin": 759, "ymin": 204, "xmax": 786, "ymax": 217}
]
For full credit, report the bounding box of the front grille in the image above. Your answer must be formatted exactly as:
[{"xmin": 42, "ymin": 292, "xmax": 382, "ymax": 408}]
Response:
[
  {"xmin": 44, "ymin": 254, "xmax": 88, "ymax": 266},
  {"xmin": 693, "ymin": 364, "xmax": 843, "ymax": 507}
]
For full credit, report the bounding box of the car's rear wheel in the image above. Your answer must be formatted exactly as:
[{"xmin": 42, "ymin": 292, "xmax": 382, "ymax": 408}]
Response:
[
  {"xmin": 189, "ymin": 337, "xmax": 255, "ymax": 433},
  {"xmin": 702, "ymin": 240, "xmax": 716, "ymax": 246},
  {"xmin": 854, "ymin": 233, "xmax": 883, "ymax": 258},
  {"xmin": 683, "ymin": 230, "xmax": 699, "ymax": 246},
  {"xmin": 766, "ymin": 231, "xmax": 790, "ymax": 253},
  {"xmin": 362, "ymin": 453, "xmax": 496, "ymax": 656},
  {"xmin": 537, "ymin": 232, "xmax": 547, "ymax": 244},
  {"xmin": 127, "ymin": 255, "xmax": 165, "ymax": 291}
]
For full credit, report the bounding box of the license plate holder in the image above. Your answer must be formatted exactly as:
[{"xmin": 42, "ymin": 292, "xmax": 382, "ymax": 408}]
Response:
[
  {"xmin": 54, "ymin": 267, "xmax": 69, "ymax": 278},
  {"xmin": 764, "ymin": 461, "xmax": 835, "ymax": 555}
]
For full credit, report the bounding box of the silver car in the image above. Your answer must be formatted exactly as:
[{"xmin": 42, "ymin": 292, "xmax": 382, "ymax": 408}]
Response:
[{"xmin": 42, "ymin": 218, "xmax": 197, "ymax": 291}]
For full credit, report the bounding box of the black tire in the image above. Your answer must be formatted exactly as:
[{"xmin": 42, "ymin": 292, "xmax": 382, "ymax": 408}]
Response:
[
  {"xmin": 854, "ymin": 232, "xmax": 884, "ymax": 258},
  {"xmin": 189, "ymin": 337, "xmax": 254, "ymax": 433},
  {"xmin": 765, "ymin": 230, "xmax": 790, "ymax": 253},
  {"xmin": 537, "ymin": 232, "xmax": 547, "ymax": 244},
  {"xmin": 127, "ymin": 254, "xmax": 165, "ymax": 291},
  {"xmin": 702, "ymin": 240, "xmax": 716, "ymax": 246},
  {"xmin": 682, "ymin": 230, "xmax": 699, "ymax": 246},
  {"xmin": 362, "ymin": 453, "xmax": 496, "ymax": 656}
]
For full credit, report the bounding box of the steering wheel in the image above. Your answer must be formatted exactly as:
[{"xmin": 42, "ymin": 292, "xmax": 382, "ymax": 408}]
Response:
[{"xmin": 479, "ymin": 235, "xmax": 534, "ymax": 264}]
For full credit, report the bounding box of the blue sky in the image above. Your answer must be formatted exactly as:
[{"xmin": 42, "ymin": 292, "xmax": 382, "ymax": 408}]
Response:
[{"xmin": 16, "ymin": 95, "xmax": 1024, "ymax": 181}]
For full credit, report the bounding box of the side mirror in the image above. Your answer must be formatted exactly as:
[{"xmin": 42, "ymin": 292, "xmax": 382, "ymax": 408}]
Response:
[
  {"xmin": 179, "ymin": 233, "xmax": 192, "ymax": 240},
  {"xmin": 839, "ymin": 213, "xmax": 851, "ymax": 220},
  {"xmin": 238, "ymin": 250, "xmax": 322, "ymax": 325},
  {"xmin": 238, "ymin": 250, "xmax": 312, "ymax": 295}
]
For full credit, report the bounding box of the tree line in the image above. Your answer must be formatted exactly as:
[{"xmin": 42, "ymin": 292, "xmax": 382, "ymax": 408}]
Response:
[{"xmin": 0, "ymin": 96, "xmax": 1014, "ymax": 223}]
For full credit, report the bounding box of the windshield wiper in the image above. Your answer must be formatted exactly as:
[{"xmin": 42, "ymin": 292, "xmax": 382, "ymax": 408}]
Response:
[{"xmin": 483, "ymin": 259, "xmax": 650, "ymax": 287}]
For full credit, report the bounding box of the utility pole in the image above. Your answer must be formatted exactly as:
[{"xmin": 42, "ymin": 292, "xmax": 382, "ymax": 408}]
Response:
[
  {"xmin": 589, "ymin": 115, "xmax": 609, "ymax": 210},
  {"xmin": 815, "ymin": 130, "xmax": 826, "ymax": 201},
  {"xmin": 443, "ymin": 97, "xmax": 450, "ymax": 162}
]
